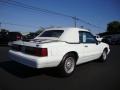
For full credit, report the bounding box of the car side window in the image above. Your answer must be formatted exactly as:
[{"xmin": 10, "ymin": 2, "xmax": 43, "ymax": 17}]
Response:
[
  {"xmin": 86, "ymin": 32, "xmax": 97, "ymax": 43},
  {"xmin": 79, "ymin": 32, "xmax": 84, "ymax": 43},
  {"xmin": 79, "ymin": 31, "xmax": 97, "ymax": 43}
]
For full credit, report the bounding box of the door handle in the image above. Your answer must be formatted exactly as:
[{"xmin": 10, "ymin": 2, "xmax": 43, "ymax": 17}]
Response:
[{"xmin": 84, "ymin": 45, "xmax": 88, "ymax": 47}]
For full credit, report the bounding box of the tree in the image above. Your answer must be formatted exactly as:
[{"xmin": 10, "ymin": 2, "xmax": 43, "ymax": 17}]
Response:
[
  {"xmin": 0, "ymin": 28, "xmax": 9, "ymax": 33},
  {"xmin": 0, "ymin": 29, "xmax": 9, "ymax": 36},
  {"xmin": 107, "ymin": 21, "xmax": 120, "ymax": 33}
]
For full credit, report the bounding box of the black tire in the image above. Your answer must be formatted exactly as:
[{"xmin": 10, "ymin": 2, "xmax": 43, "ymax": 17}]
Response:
[
  {"xmin": 98, "ymin": 49, "xmax": 108, "ymax": 62},
  {"xmin": 58, "ymin": 53, "xmax": 76, "ymax": 77}
]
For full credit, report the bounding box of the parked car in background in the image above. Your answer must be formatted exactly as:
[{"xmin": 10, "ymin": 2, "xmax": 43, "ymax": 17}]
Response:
[
  {"xmin": 102, "ymin": 36, "xmax": 112, "ymax": 45},
  {"xmin": 0, "ymin": 31, "xmax": 22, "ymax": 45},
  {"xmin": 115, "ymin": 37, "xmax": 120, "ymax": 45},
  {"xmin": 0, "ymin": 31, "xmax": 9, "ymax": 45},
  {"xmin": 9, "ymin": 27, "xmax": 110, "ymax": 76},
  {"xmin": 111, "ymin": 38, "xmax": 120, "ymax": 45},
  {"xmin": 102, "ymin": 34, "xmax": 120, "ymax": 45},
  {"xmin": 9, "ymin": 32, "xmax": 22, "ymax": 41},
  {"xmin": 22, "ymin": 32, "xmax": 39, "ymax": 41},
  {"xmin": 8, "ymin": 32, "xmax": 23, "ymax": 46}
]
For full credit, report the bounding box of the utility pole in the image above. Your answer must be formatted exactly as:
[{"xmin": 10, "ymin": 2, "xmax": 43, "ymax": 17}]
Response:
[{"xmin": 72, "ymin": 16, "xmax": 79, "ymax": 27}]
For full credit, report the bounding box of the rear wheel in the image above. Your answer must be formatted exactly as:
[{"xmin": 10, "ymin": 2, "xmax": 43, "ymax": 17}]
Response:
[
  {"xmin": 64, "ymin": 57, "xmax": 75, "ymax": 74},
  {"xmin": 58, "ymin": 54, "xmax": 76, "ymax": 76}
]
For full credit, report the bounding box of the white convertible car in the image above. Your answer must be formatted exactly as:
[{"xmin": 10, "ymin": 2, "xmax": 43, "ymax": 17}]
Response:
[{"xmin": 8, "ymin": 27, "xmax": 110, "ymax": 76}]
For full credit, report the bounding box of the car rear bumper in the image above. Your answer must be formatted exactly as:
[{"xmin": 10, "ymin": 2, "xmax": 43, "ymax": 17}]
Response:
[{"xmin": 8, "ymin": 50, "xmax": 58, "ymax": 68}]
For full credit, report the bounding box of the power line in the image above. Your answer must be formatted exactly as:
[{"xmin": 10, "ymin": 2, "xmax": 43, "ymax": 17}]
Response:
[
  {"xmin": 0, "ymin": 22, "xmax": 40, "ymax": 28},
  {"xmin": 0, "ymin": 0, "xmax": 73, "ymax": 18},
  {"xmin": 0, "ymin": 0, "xmax": 104, "ymax": 29},
  {"xmin": 0, "ymin": 0, "xmax": 77, "ymax": 26},
  {"xmin": 0, "ymin": 1, "xmax": 53, "ymax": 16},
  {"xmin": 0, "ymin": 0, "xmax": 105, "ymax": 29}
]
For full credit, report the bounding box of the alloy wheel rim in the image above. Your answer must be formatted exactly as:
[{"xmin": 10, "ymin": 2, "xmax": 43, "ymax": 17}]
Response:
[{"xmin": 64, "ymin": 57, "xmax": 75, "ymax": 74}]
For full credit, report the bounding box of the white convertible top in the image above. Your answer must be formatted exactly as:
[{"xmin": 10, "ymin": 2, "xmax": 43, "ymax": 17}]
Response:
[
  {"xmin": 46, "ymin": 27, "xmax": 88, "ymax": 32},
  {"xmin": 36, "ymin": 27, "xmax": 89, "ymax": 43}
]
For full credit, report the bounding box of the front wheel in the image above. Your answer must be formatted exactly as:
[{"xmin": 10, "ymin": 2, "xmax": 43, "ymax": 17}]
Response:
[
  {"xmin": 99, "ymin": 49, "xmax": 108, "ymax": 62},
  {"xmin": 58, "ymin": 54, "xmax": 76, "ymax": 76}
]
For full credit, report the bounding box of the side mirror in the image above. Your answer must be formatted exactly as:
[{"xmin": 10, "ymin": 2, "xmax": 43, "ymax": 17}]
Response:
[
  {"xmin": 96, "ymin": 37, "xmax": 103, "ymax": 42},
  {"xmin": 94, "ymin": 35, "xmax": 102, "ymax": 42},
  {"xmin": 96, "ymin": 38, "xmax": 103, "ymax": 45},
  {"xmin": 96, "ymin": 38, "xmax": 102, "ymax": 42}
]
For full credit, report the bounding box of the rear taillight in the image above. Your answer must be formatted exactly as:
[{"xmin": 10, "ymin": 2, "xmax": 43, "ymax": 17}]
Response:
[
  {"xmin": 35, "ymin": 48, "xmax": 48, "ymax": 57},
  {"xmin": 16, "ymin": 35, "xmax": 22, "ymax": 40},
  {"xmin": 41, "ymin": 48, "xmax": 48, "ymax": 57},
  {"xmin": 16, "ymin": 35, "xmax": 20, "ymax": 39}
]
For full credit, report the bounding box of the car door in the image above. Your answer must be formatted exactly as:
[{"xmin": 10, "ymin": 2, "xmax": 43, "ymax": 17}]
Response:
[{"xmin": 79, "ymin": 31, "xmax": 101, "ymax": 63}]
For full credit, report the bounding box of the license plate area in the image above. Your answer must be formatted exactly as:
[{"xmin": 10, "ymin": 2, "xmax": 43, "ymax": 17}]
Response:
[{"xmin": 24, "ymin": 46, "xmax": 35, "ymax": 55}]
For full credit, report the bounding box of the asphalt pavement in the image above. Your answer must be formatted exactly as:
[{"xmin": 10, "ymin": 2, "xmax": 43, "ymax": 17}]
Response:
[{"xmin": 0, "ymin": 46, "xmax": 120, "ymax": 90}]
